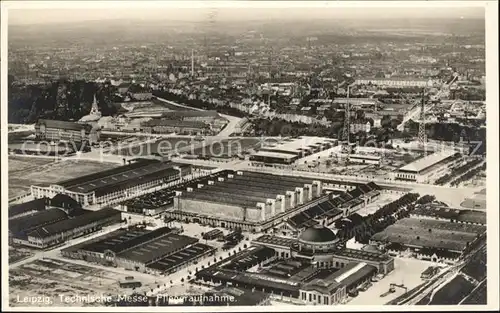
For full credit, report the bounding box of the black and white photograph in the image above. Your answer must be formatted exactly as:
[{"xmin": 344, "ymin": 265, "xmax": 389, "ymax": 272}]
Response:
[{"xmin": 1, "ymin": 1, "xmax": 498, "ymax": 311}]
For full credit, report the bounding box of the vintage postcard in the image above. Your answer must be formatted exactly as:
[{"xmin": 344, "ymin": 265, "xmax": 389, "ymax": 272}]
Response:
[{"xmin": 1, "ymin": 1, "xmax": 498, "ymax": 311}]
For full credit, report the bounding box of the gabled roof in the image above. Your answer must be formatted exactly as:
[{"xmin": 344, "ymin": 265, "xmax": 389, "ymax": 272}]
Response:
[
  {"xmin": 36, "ymin": 119, "xmax": 92, "ymax": 132},
  {"xmin": 27, "ymin": 207, "xmax": 121, "ymax": 238},
  {"xmin": 9, "ymin": 208, "xmax": 68, "ymax": 235},
  {"xmin": 9, "ymin": 198, "xmax": 47, "ymax": 218}
]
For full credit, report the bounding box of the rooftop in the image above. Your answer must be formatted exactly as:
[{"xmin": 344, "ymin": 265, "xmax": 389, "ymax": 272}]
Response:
[
  {"xmin": 398, "ymin": 150, "xmax": 457, "ymax": 173},
  {"xmin": 251, "ymin": 151, "xmax": 298, "ymax": 160},
  {"xmin": 349, "ymin": 154, "xmax": 381, "ymax": 161},
  {"xmin": 147, "ymin": 243, "xmax": 214, "ymax": 272},
  {"xmin": 53, "ymin": 160, "xmax": 181, "ymax": 194},
  {"xmin": 36, "ymin": 119, "xmax": 92, "ymax": 132},
  {"xmin": 27, "ymin": 207, "xmax": 121, "ymax": 239},
  {"xmin": 411, "ymin": 206, "xmax": 486, "ymax": 225},
  {"xmin": 143, "ymin": 119, "xmax": 209, "ymax": 129},
  {"xmin": 117, "ymin": 233, "xmax": 198, "ymax": 264},
  {"xmin": 299, "ymin": 225, "xmax": 338, "ymax": 243},
  {"xmin": 255, "ymin": 136, "xmax": 336, "ymax": 156},
  {"xmin": 335, "ymin": 248, "xmax": 391, "ymax": 262},
  {"xmin": 9, "ymin": 198, "xmax": 47, "ymax": 219},
  {"xmin": 253, "ymin": 235, "xmax": 296, "ymax": 248},
  {"xmin": 9, "ymin": 208, "xmax": 68, "ymax": 235}
]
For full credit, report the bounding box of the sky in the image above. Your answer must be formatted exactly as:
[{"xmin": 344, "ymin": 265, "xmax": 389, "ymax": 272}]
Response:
[{"xmin": 7, "ymin": 4, "xmax": 485, "ymax": 26}]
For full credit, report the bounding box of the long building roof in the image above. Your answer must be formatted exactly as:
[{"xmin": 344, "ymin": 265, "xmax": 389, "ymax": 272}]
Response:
[
  {"xmin": 180, "ymin": 192, "xmax": 257, "ymax": 207},
  {"xmin": 185, "ymin": 188, "xmax": 267, "ymax": 206},
  {"xmin": 9, "ymin": 198, "xmax": 47, "ymax": 218},
  {"xmin": 239, "ymin": 171, "xmax": 314, "ymax": 185},
  {"xmin": 253, "ymin": 136, "xmax": 336, "ymax": 157},
  {"xmin": 201, "ymin": 184, "xmax": 282, "ymax": 200},
  {"xmin": 251, "ymin": 151, "xmax": 298, "ymax": 159},
  {"xmin": 54, "ymin": 160, "xmax": 180, "ymax": 194},
  {"xmin": 398, "ymin": 150, "xmax": 456, "ymax": 173},
  {"xmin": 411, "ymin": 206, "xmax": 486, "ymax": 225},
  {"xmin": 215, "ymin": 179, "xmax": 296, "ymax": 195},
  {"xmin": 117, "ymin": 234, "xmax": 197, "ymax": 264},
  {"xmin": 36, "ymin": 119, "xmax": 92, "ymax": 132},
  {"xmin": 9, "ymin": 208, "xmax": 68, "ymax": 235},
  {"xmin": 143, "ymin": 119, "xmax": 209, "ymax": 129},
  {"xmin": 27, "ymin": 207, "xmax": 121, "ymax": 239},
  {"xmin": 180, "ymin": 171, "xmax": 316, "ymax": 208}
]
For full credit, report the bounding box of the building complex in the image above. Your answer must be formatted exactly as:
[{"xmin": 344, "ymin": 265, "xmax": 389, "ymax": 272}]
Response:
[{"xmin": 30, "ymin": 160, "xmax": 191, "ymax": 206}]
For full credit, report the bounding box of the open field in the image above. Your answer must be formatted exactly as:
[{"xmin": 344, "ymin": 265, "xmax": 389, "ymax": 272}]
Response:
[
  {"xmin": 8, "ymin": 156, "xmax": 119, "ymax": 198},
  {"xmin": 9, "ymin": 245, "xmax": 36, "ymax": 264},
  {"xmin": 9, "ymin": 258, "xmax": 124, "ymax": 307}
]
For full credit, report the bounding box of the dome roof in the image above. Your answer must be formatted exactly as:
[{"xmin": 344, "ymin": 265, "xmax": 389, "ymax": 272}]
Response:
[{"xmin": 299, "ymin": 225, "xmax": 338, "ymax": 243}]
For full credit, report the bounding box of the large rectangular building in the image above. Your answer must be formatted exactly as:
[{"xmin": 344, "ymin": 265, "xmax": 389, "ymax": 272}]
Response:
[
  {"xmin": 31, "ymin": 160, "xmax": 191, "ymax": 206},
  {"xmin": 169, "ymin": 171, "xmax": 325, "ymax": 231},
  {"xmin": 300, "ymin": 262, "xmax": 377, "ymax": 305},
  {"xmin": 20, "ymin": 207, "xmax": 121, "ymax": 249},
  {"xmin": 250, "ymin": 137, "xmax": 338, "ymax": 164},
  {"xmin": 35, "ymin": 119, "xmax": 100, "ymax": 144},
  {"xmin": 355, "ymin": 78, "xmax": 430, "ymax": 88},
  {"xmin": 395, "ymin": 151, "xmax": 459, "ymax": 183},
  {"xmin": 62, "ymin": 226, "xmax": 214, "ymax": 274},
  {"xmin": 348, "ymin": 154, "xmax": 381, "ymax": 165}
]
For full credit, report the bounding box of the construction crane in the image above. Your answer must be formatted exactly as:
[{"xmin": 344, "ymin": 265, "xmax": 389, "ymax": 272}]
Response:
[
  {"xmin": 341, "ymin": 84, "xmax": 355, "ymax": 155},
  {"xmin": 397, "ymin": 73, "xmax": 459, "ymax": 132},
  {"xmin": 418, "ymin": 88, "xmax": 427, "ymax": 147}
]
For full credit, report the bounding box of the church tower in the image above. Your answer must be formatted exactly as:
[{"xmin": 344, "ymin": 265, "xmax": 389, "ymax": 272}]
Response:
[{"xmin": 90, "ymin": 94, "xmax": 101, "ymax": 117}]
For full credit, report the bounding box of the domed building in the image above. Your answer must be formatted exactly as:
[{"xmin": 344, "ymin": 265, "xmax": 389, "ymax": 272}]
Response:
[
  {"xmin": 254, "ymin": 224, "xmax": 394, "ymax": 274},
  {"xmin": 297, "ymin": 225, "xmax": 340, "ymax": 253}
]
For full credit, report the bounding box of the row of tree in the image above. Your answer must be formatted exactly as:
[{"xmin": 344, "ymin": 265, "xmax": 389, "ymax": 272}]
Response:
[
  {"xmin": 405, "ymin": 120, "xmax": 486, "ymax": 153},
  {"xmin": 450, "ymin": 162, "xmax": 486, "ymax": 187},
  {"xmin": 335, "ymin": 193, "xmax": 420, "ymax": 243},
  {"xmin": 435, "ymin": 158, "xmax": 484, "ymax": 185},
  {"xmin": 251, "ymin": 117, "xmax": 339, "ymax": 137}
]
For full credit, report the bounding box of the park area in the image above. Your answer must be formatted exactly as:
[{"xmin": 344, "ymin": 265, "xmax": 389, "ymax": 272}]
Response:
[{"xmin": 8, "ymin": 156, "xmax": 119, "ymax": 198}]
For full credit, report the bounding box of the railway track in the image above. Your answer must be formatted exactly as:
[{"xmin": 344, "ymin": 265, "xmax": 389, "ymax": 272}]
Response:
[{"xmin": 389, "ymin": 241, "xmax": 486, "ymax": 305}]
